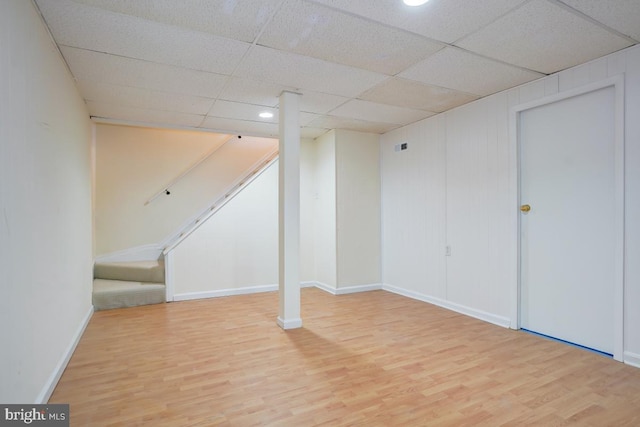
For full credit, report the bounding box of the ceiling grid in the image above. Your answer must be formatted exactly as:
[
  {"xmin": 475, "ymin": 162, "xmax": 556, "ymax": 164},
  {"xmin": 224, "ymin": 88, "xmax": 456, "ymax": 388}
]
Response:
[{"xmin": 33, "ymin": 0, "xmax": 640, "ymax": 138}]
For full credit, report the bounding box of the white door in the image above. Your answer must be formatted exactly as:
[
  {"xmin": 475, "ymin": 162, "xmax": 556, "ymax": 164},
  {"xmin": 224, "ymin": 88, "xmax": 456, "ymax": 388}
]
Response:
[{"xmin": 519, "ymin": 86, "xmax": 616, "ymax": 355}]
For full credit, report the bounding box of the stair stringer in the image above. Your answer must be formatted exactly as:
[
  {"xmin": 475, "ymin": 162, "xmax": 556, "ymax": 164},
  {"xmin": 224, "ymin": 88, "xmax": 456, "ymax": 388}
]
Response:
[
  {"xmin": 94, "ymin": 148, "xmax": 279, "ymax": 265},
  {"xmin": 161, "ymin": 149, "xmax": 279, "ymax": 254}
]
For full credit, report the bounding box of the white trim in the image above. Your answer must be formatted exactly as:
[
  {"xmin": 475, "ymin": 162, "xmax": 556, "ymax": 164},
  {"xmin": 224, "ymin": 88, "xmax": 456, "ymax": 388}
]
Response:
[
  {"xmin": 624, "ymin": 351, "xmax": 640, "ymax": 368},
  {"xmin": 162, "ymin": 152, "xmax": 279, "ymax": 253},
  {"xmin": 164, "ymin": 251, "xmax": 175, "ymax": 302},
  {"xmin": 276, "ymin": 316, "xmax": 303, "ymax": 330},
  {"xmin": 173, "ymin": 282, "xmax": 382, "ymax": 301},
  {"xmin": 36, "ymin": 305, "xmax": 94, "ymax": 404},
  {"xmin": 173, "ymin": 284, "xmax": 279, "ymax": 301},
  {"xmin": 311, "ymin": 281, "xmax": 382, "ymax": 295},
  {"xmin": 98, "ymin": 154, "xmax": 279, "ymax": 264},
  {"xmin": 95, "ymin": 244, "xmax": 162, "ymax": 263},
  {"xmin": 336, "ymin": 283, "xmax": 383, "ymax": 295},
  {"xmin": 510, "ymin": 75, "xmax": 625, "ymax": 361},
  {"xmin": 613, "ymin": 76, "xmax": 625, "ymax": 362},
  {"xmin": 313, "ymin": 281, "xmax": 338, "ymax": 295},
  {"xmin": 383, "ymin": 284, "xmax": 511, "ymax": 328}
]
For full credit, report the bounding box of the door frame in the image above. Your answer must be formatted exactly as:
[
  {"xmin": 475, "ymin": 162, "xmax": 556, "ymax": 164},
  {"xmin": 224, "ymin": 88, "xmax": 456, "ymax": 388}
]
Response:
[{"xmin": 509, "ymin": 75, "xmax": 625, "ymax": 361}]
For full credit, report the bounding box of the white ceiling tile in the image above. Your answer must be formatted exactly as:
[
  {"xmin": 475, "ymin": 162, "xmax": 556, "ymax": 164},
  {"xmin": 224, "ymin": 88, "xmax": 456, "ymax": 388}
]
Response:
[
  {"xmin": 35, "ymin": 0, "xmax": 639, "ymax": 136},
  {"xmin": 296, "ymin": 91, "xmax": 349, "ymax": 114},
  {"xmin": 560, "ymin": 0, "xmax": 640, "ymax": 42},
  {"xmin": 219, "ymin": 78, "xmax": 349, "ymax": 114},
  {"xmin": 87, "ymin": 101, "xmax": 205, "ymax": 127},
  {"xmin": 209, "ymin": 100, "xmax": 324, "ymax": 128},
  {"xmin": 457, "ymin": 0, "xmax": 634, "ymax": 74},
  {"xmin": 330, "ymin": 99, "xmax": 433, "ymax": 126},
  {"xmin": 61, "ymin": 46, "xmax": 228, "ymax": 98},
  {"xmin": 301, "ymin": 127, "xmax": 330, "ymax": 139},
  {"xmin": 399, "ymin": 47, "xmax": 544, "ymax": 96},
  {"xmin": 235, "ymin": 45, "xmax": 387, "ymax": 98},
  {"xmin": 360, "ymin": 78, "xmax": 479, "ymax": 113},
  {"xmin": 66, "ymin": 0, "xmax": 281, "ymax": 43},
  {"xmin": 258, "ymin": 0, "xmax": 442, "ymax": 75},
  {"xmin": 300, "ymin": 112, "xmax": 322, "ymax": 127},
  {"xmin": 36, "ymin": 0, "xmax": 250, "ymax": 74},
  {"xmin": 311, "ymin": 0, "xmax": 527, "ymax": 43},
  {"xmin": 219, "ymin": 78, "xmax": 292, "ymax": 108},
  {"xmin": 201, "ymin": 117, "xmax": 280, "ymax": 137},
  {"xmin": 211, "ymin": 100, "xmax": 278, "ymax": 123},
  {"xmin": 308, "ymin": 115, "xmax": 400, "ymax": 134},
  {"xmin": 77, "ymin": 80, "xmax": 215, "ymax": 115}
]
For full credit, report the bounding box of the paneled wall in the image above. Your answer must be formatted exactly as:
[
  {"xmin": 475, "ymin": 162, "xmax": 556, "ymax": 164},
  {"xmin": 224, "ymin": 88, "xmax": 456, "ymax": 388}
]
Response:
[
  {"xmin": 172, "ymin": 162, "xmax": 279, "ymax": 297},
  {"xmin": 313, "ymin": 130, "xmax": 381, "ymax": 291},
  {"xmin": 381, "ymin": 117, "xmax": 447, "ymax": 300},
  {"xmin": 0, "ymin": 1, "xmax": 93, "ymax": 402},
  {"xmin": 381, "ymin": 44, "xmax": 640, "ymax": 365},
  {"xmin": 336, "ymin": 130, "xmax": 381, "ymax": 288},
  {"xmin": 170, "ymin": 129, "xmax": 381, "ymax": 298},
  {"xmin": 170, "ymin": 138, "xmax": 317, "ymax": 298},
  {"xmin": 313, "ymin": 131, "xmax": 338, "ymax": 288}
]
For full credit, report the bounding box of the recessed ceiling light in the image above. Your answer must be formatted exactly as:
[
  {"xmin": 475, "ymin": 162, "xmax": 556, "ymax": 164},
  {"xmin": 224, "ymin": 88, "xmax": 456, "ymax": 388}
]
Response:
[
  {"xmin": 259, "ymin": 112, "xmax": 274, "ymax": 119},
  {"xmin": 403, "ymin": 0, "xmax": 429, "ymax": 6}
]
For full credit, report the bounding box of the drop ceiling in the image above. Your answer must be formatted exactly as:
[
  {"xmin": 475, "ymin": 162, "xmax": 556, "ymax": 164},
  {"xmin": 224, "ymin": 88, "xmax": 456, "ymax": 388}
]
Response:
[{"xmin": 34, "ymin": 0, "xmax": 640, "ymax": 138}]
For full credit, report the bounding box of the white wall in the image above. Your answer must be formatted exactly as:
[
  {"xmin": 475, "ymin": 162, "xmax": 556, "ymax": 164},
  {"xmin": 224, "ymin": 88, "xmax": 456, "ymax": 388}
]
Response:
[
  {"xmin": 0, "ymin": 0, "xmax": 93, "ymax": 403},
  {"xmin": 381, "ymin": 117, "xmax": 447, "ymax": 299},
  {"xmin": 95, "ymin": 124, "xmax": 277, "ymax": 256},
  {"xmin": 300, "ymin": 137, "xmax": 316, "ymax": 282},
  {"xmin": 171, "ymin": 138, "xmax": 317, "ymax": 297},
  {"xmin": 172, "ymin": 162, "xmax": 279, "ymax": 297},
  {"xmin": 170, "ymin": 129, "xmax": 382, "ymax": 297},
  {"xmin": 313, "ymin": 131, "xmax": 338, "ymax": 288},
  {"xmin": 336, "ymin": 130, "xmax": 381, "ymax": 287},
  {"xmin": 381, "ymin": 43, "xmax": 640, "ymax": 365}
]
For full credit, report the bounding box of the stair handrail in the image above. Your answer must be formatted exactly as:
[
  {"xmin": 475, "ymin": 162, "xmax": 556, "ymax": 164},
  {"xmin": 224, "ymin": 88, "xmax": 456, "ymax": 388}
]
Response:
[
  {"xmin": 162, "ymin": 148, "xmax": 279, "ymax": 254},
  {"xmin": 144, "ymin": 134, "xmax": 235, "ymax": 206}
]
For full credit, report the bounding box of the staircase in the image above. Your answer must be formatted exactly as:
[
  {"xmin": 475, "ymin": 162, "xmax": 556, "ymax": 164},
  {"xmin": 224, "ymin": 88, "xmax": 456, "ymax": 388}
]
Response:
[{"xmin": 92, "ymin": 260, "xmax": 166, "ymax": 310}]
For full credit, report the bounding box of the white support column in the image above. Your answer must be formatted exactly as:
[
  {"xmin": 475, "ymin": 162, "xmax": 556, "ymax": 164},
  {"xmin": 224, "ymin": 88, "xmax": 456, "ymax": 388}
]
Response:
[{"xmin": 277, "ymin": 91, "xmax": 302, "ymax": 330}]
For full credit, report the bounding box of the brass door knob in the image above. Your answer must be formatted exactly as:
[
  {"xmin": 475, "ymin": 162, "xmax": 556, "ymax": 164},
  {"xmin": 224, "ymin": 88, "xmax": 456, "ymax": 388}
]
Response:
[{"xmin": 520, "ymin": 204, "xmax": 531, "ymax": 213}]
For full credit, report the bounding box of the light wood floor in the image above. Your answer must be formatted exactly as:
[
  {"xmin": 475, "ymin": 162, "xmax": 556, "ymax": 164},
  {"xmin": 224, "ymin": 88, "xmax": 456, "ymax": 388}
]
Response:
[{"xmin": 50, "ymin": 288, "xmax": 640, "ymax": 426}]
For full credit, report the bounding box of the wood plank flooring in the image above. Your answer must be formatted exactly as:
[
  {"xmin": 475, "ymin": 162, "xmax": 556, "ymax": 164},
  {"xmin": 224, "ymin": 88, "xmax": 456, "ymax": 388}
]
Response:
[{"xmin": 50, "ymin": 288, "xmax": 640, "ymax": 426}]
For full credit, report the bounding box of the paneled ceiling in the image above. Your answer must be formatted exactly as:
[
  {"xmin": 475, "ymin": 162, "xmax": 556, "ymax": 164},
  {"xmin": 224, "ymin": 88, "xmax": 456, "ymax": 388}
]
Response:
[{"xmin": 34, "ymin": 0, "xmax": 640, "ymax": 138}]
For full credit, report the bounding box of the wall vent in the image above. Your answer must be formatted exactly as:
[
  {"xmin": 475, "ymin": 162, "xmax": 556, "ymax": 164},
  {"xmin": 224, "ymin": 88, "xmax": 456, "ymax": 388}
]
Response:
[{"xmin": 394, "ymin": 142, "xmax": 408, "ymax": 152}]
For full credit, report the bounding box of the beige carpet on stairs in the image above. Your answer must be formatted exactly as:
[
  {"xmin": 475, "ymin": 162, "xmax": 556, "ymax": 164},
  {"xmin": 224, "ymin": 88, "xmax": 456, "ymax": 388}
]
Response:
[{"xmin": 93, "ymin": 260, "xmax": 166, "ymax": 310}]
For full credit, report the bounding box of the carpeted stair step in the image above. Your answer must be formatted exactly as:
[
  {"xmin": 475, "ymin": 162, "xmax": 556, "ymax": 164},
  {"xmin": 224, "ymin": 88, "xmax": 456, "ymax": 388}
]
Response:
[
  {"xmin": 94, "ymin": 260, "xmax": 164, "ymax": 283},
  {"xmin": 93, "ymin": 279, "xmax": 165, "ymax": 311}
]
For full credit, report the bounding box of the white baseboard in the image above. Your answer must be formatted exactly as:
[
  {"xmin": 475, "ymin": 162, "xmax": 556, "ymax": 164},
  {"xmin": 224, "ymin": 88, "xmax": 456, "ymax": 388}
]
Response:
[
  {"xmin": 173, "ymin": 281, "xmax": 381, "ymax": 301},
  {"xmin": 382, "ymin": 283, "xmax": 511, "ymax": 329},
  {"xmin": 312, "ymin": 281, "xmax": 337, "ymax": 295},
  {"xmin": 37, "ymin": 305, "xmax": 94, "ymax": 404},
  {"xmin": 95, "ymin": 244, "xmax": 162, "ymax": 263},
  {"xmin": 173, "ymin": 284, "xmax": 279, "ymax": 301},
  {"xmin": 311, "ymin": 281, "xmax": 382, "ymax": 295},
  {"xmin": 624, "ymin": 351, "xmax": 640, "ymax": 368},
  {"xmin": 277, "ymin": 316, "xmax": 303, "ymax": 330},
  {"xmin": 336, "ymin": 283, "xmax": 383, "ymax": 295}
]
